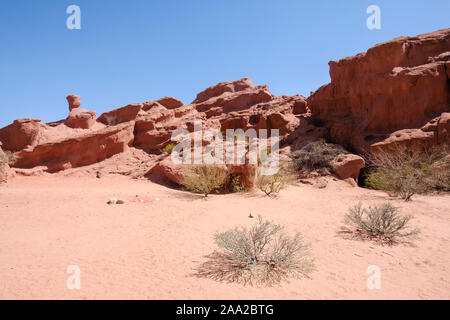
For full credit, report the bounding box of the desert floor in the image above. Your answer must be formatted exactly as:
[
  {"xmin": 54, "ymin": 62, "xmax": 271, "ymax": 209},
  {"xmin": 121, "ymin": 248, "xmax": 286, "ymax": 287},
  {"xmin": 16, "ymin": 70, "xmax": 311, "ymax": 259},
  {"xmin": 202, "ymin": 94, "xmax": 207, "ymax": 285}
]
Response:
[{"xmin": 0, "ymin": 174, "xmax": 449, "ymax": 300}]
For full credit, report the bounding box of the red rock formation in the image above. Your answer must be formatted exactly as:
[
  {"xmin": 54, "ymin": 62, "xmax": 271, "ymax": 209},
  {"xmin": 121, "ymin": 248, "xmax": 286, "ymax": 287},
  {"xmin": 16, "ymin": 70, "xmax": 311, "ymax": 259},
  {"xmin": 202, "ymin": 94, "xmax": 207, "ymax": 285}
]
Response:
[
  {"xmin": 98, "ymin": 103, "xmax": 143, "ymax": 125},
  {"xmin": 13, "ymin": 122, "xmax": 134, "ymax": 173},
  {"xmin": 0, "ymin": 119, "xmax": 44, "ymax": 152},
  {"xmin": 308, "ymin": 28, "xmax": 450, "ymax": 152},
  {"xmin": 156, "ymin": 97, "xmax": 184, "ymax": 109},
  {"xmin": 193, "ymin": 77, "xmax": 255, "ymax": 104},
  {"xmin": 66, "ymin": 94, "xmax": 81, "ymax": 111},
  {"xmin": 65, "ymin": 108, "xmax": 97, "ymax": 129},
  {"xmin": 0, "ymin": 78, "xmax": 321, "ymax": 184},
  {"xmin": 330, "ymin": 154, "xmax": 365, "ymax": 181},
  {"xmin": 3, "ymin": 29, "xmax": 449, "ymax": 185}
]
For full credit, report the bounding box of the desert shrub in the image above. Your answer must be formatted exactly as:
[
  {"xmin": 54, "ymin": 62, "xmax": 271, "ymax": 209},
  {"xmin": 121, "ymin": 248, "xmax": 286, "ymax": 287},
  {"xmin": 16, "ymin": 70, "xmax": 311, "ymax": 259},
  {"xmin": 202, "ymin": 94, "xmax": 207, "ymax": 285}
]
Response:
[
  {"xmin": 227, "ymin": 174, "xmax": 247, "ymax": 193},
  {"xmin": 365, "ymin": 146, "xmax": 449, "ymax": 201},
  {"xmin": 0, "ymin": 146, "xmax": 15, "ymax": 166},
  {"xmin": 256, "ymin": 165, "xmax": 295, "ymax": 196},
  {"xmin": 182, "ymin": 165, "xmax": 229, "ymax": 197},
  {"xmin": 201, "ymin": 216, "xmax": 314, "ymax": 286},
  {"xmin": 161, "ymin": 142, "xmax": 176, "ymax": 154},
  {"xmin": 291, "ymin": 140, "xmax": 346, "ymax": 171},
  {"xmin": 344, "ymin": 203, "xmax": 420, "ymax": 244}
]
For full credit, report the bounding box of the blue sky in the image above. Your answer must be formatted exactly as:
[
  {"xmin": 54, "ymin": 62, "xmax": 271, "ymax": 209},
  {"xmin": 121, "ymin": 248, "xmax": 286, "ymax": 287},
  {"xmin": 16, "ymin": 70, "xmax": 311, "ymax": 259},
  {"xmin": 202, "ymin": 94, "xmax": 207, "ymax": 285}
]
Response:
[{"xmin": 0, "ymin": 0, "xmax": 448, "ymax": 127}]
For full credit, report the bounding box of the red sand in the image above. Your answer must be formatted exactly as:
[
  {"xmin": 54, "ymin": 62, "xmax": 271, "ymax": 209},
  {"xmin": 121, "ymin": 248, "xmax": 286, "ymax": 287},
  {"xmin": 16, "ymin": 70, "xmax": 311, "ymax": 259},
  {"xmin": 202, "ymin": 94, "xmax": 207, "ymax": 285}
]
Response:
[{"xmin": 0, "ymin": 175, "xmax": 449, "ymax": 299}]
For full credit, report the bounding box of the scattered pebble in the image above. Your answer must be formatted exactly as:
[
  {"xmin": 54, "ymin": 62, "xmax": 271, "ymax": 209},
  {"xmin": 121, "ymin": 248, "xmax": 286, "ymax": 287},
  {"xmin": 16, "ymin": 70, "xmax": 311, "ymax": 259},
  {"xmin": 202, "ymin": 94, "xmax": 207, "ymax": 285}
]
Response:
[{"xmin": 107, "ymin": 198, "xmax": 126, "ymax": 205}]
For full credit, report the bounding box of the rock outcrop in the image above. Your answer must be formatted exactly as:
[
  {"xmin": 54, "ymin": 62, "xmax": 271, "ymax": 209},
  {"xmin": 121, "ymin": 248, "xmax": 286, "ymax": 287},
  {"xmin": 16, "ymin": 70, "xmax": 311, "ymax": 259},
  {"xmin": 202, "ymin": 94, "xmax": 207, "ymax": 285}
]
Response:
[
  {"xmin": 98, "ymin": 103, "xmax": 143, "ymax": 125},
  {"xmin": 1, "ymin": 28, "xmax": 449, "ymax": 186},
  {"xmin": 66, "ymin": 94, "xmax": 81, "ymax": 111},
  {"xmin": 0, "ymin": 119, "xmax": 44, "ymax": 152},
  {"xmin": 308, "ymin": 28, "xmax": 450, "ymax": 152},
  {"xmin": 330, "ymin": 154, "xmax": 365, "ymax": 181},
  {"xmin": 13, "ymin": 122, "xmax": 134, "ymax": 173},
  {"xmin": 65, "ymin": 108, "xmax": 97, "ymax": 129}
]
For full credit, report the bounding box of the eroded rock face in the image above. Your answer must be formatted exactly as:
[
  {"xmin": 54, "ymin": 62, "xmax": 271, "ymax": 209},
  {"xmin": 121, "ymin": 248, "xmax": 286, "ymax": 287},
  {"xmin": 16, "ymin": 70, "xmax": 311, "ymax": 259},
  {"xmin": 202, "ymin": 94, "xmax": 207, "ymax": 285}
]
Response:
[
  {"xmin": 0, "ymin": 119, "xmax": 44, "ymax": 152},
  {"xmin": 98, "ymin": 103, "xmax": 143, "ymax": 125},
  {"xmin": 156, "ymin": 97, "xmax": 184, "ymax": 109},
  {"xmin": 65, "ymin": 108, "xmax": 97, "ymax": 129},
  {"xmin": 308, "ymin": 28, "xmax": 450, "ymax": 152},
  {"xmin": 193, "ymin": 77, "xmax": 255, "ymax": 104},
  {"xmin": 13, "ymin": 122, "xmax": 134, "ymax": 173},
  {"xmin": 148, "ymin": 156, "xmax": 185, "ymax": 185}
]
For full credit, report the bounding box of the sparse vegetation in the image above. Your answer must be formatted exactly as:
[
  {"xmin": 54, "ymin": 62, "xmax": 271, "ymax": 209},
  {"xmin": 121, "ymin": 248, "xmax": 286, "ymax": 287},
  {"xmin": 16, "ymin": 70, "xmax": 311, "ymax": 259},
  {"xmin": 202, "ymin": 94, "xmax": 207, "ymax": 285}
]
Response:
[
  {"xmin": 182, "ymin": 165, "xmax": 230, "ymax": 197},
  {"xmin": 195, "ymin": 216, "xmax": 314, "ymax": 286},
  {"xmin": 256, "ymin": 165, "xmax": 295, "ymax": 196},
  {"xmin": 365, "ymin": 146, "xmax": 449, "ymax": 201},
  {"xmin": 291, "ymin": 139, "xmax": 346, "ymax": 171},
  {"xmin": 344, "ymin": 203, "xmax": 420, "ymax": 244},
  {"xmin": 161, "ymin": 142, "xmax": 176, "ymax": 154},
  {"xmin": 0, "ymin": 146, "xmax": 15, "ymax": 166},
  {"xmin": 227, "ymin": 173, "xmax": 247, "ymax": 193}
]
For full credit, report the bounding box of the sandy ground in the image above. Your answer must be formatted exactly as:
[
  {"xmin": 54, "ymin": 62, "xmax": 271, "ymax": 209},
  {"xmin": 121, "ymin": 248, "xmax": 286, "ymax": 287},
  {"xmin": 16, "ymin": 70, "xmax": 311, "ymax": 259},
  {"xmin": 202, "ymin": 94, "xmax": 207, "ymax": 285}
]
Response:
[{"xmin": 0, "ymin": 175, "xmax": 449, "ymax": 300}]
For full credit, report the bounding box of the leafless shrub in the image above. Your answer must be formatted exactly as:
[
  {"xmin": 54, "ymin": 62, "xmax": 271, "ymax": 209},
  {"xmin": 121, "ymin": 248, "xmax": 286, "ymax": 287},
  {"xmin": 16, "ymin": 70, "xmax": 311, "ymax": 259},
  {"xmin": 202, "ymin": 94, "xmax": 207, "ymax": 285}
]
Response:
[
  {"xmin": 365, "ymin": 145, "xmax": 449, "ymax": 201},
  {"xmin": 194, "ymin": 216, "xmax": 315, "ymax": 286},
  {"xmin": 291, "ymin": 140, "xmax": 346, "ymax": 171},
  {"xmin": 256, "ymin": 164, "xmax": 295, "ymax": 197},
  {"xmin": 344, "ymin": 203, "xmax": 420, "ymax": 244},
  {"xmin": 227, "ymin": 173, "xmax": 248, "ymax": 193}
]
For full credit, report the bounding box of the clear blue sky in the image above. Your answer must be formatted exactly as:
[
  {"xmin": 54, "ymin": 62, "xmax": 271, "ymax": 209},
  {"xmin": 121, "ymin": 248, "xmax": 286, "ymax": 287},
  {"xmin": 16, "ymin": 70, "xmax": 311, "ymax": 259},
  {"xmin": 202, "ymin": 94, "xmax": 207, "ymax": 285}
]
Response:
[{"xmin": 0, "ymin": 0, "xmax": 448, "ymax": 127}]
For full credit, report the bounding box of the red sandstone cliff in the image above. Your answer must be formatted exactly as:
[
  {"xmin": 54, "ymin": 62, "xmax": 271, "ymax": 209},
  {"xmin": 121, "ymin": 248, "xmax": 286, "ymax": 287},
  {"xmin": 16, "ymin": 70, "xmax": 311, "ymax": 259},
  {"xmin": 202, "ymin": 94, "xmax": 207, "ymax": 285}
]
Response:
[{"xmin": 308, "ymin": 28, "xmax": 450, "ymax": 152}]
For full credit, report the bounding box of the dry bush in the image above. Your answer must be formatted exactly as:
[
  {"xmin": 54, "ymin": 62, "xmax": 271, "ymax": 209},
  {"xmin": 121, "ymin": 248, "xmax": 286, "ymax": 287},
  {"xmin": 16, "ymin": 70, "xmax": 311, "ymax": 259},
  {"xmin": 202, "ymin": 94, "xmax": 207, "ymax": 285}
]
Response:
[
  {"xmin": 161, "ymin": 142, "xmax": 176, "ymax": 154},
  {"xmin": 195, "ymin": 216, "xmax": 314, "ymax": 286},
  {"xmin": 365, "ymin": 145, "xmax": 449, "ymax": 201},
  {"xmin": 227, "ymin": 173, "xmax": 247, "ymax": 193},
  {"xmin": 291, "ymin": 140, "xmax": 346, "ymax": 171},
  {"xmin": 0, "ymin": 146, "xmax": 15, "ymax": 166},
  {"xmin": 182, "ymin": 165, "xmax": 230, "ymax": 197},
  {"xmin": 344, "ymin": 203, "xmax": 420, "ymax": 244},
  {"xmin": 256, "ymin": 165, "xmax": 295, "ymax": 196}
]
